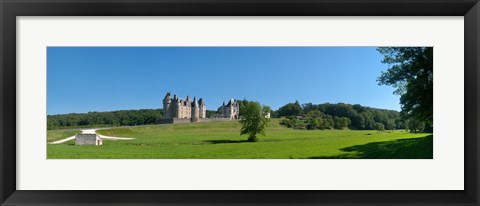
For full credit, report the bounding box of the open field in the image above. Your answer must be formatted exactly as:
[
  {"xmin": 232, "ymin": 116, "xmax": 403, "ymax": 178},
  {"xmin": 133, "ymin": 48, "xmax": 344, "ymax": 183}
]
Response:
[{"xmin": 47, "ymin": 119, "xmax": 432, "ymax": 159}]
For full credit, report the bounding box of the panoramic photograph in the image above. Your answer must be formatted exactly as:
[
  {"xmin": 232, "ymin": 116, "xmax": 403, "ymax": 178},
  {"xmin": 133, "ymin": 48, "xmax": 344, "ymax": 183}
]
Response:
[{"xmin": 47, "ymin": 47, "xmax": 433, "ymax": 159}]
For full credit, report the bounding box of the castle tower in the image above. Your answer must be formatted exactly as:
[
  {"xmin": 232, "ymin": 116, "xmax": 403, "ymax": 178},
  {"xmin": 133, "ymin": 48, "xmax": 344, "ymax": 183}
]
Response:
[
  {"xmin": 186, "ymin": 96, "xmax": 192, "ymax": 118},
  {"xmin": 232, "ymin": 99, "xmax": 239, "ymax": 120},
  {"xmin": 198, "ymin": 98, "xmax": 206, "ymax": 118},
  {"xmin": 191, "ymin": 97, "xmax": 200, "ymax": 122},
  {"xmin": 173, "ymin": 94, "xmax": 181, "ymax": 118},
  {"xmin": 162, "ymin": 92, "xmax": 172, "ymax": 119},
  {"xmin": 223, "ymin": 99, "xmax": 239, "ymax": 120}
]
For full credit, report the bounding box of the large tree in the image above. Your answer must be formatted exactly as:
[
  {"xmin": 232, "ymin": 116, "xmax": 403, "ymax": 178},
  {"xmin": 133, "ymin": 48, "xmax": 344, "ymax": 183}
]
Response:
[
  {"xmin": 406, "ymin": 118, "xmax": 425, "ymax": 134},
  {"xmin": 239, "ymin": 102, "xmax": 269, "ymax": 142},
  {"xmin": 377, "ymin": 47, "xmax": 433, "ymax": 125}
]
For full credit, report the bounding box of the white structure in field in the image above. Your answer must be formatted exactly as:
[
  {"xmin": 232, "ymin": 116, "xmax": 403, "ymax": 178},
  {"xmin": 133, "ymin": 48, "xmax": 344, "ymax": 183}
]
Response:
[{"xmin": 75, "ymin": 134, "xmax": 102, "ymax": 146}]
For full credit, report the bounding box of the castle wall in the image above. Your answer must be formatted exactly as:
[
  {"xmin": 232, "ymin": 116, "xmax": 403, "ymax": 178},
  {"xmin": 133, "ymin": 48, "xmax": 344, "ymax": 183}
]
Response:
[
  {"xmin": 173, "ymin": 118, "xmax": 192, "ymax": 124},
  {"xmin": 159, "ymin": 117, "xmax": 237, "ymax": 124},
  {"xmin": 160, "ymin": 118, "xmax": 215, "ymax": 124},
  {"xmin": 198, "ymin": 118, "xmax": 232, "ymax": 122}
]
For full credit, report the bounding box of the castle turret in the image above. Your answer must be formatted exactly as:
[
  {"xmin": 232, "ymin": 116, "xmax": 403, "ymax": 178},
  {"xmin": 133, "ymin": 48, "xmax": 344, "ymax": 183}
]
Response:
[
  {"xmin": 164, "ymin": 92, "xmax": 171, "ymax": 100},
  {"xmin": 198, "ymin": 98, "xmax": 206, "ymax": 118},
  {"xmin": 191, "ymin": 97, "xmax": 200, "ymax": 122},
  {"xmin": 163, "ymin": 92, "xmax": 172, "ymax": 119}
]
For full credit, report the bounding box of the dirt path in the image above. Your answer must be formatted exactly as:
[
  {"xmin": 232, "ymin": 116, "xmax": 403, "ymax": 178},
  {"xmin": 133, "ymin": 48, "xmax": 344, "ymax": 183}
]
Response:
[
  {"xmin": 49, "ymin": 128, "xmax": 134, "ymax": 144},
  {"xmin": 50, "ymin": 136, "xmax": 76, "ymax": 144}
]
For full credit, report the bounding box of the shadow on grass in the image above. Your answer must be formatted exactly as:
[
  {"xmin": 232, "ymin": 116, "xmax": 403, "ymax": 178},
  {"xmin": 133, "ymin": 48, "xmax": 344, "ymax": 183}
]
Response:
[
  {"xmin": 309, "ymin": 135, "xmax": 433, "ymax": 159},
  {"xmin": 204, "ymin": 139, "xmax": 249, "ymax": 144}
]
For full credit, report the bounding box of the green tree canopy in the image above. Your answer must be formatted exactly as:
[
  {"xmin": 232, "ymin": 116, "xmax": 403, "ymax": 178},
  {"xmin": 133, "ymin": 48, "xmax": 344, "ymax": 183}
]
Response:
[
  {"xmin": 276, "ymin": 100, "xmax": 303, "ymax": 117},
  {"xmin": 47, "ymin": 109, "xmax": 164, "ymax": 130},
  {"xmin": 373, "ymin": 122, "xmax": 385, "ymax": 132},
  {"xmin": 333, "ymin": 116, "xmax": 351, "ymax": 129},
  {"xmin": 239, "ymin": 102, "xmax": 269, "ymax": 142},
  {"xmin": 406, "ymin": 118, "xmax": 425, "ymax": 134},
  {"xmin": 377, "ymin": 47, "xmax": 433, "ymax": 125},
  {"xmin": 277, "ymin": 102, "xmax": 403, "ymax": 130},
  {"xmin": 237, "ymin": 98, "xmax": 272, "ymax": 118}
]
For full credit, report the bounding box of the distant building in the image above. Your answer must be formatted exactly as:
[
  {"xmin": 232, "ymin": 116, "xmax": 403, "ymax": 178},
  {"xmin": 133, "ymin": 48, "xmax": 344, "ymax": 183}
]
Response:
[
  {"xmin": 75, "ymin": 134, "xmax": 102, "ymax": 146},
  {"xmin": 211, "ymin": 99, "xmax": 240, "ymax": 120},
  {"xmin": 162, "ymin": 92, "xmax": 206, "ymax": 122}
]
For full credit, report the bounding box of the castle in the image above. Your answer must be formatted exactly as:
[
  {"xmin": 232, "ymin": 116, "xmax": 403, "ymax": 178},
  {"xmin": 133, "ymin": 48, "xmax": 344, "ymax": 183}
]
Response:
[
  {"xmin": 162, "ymin": 92, "xmax": 239, "ymax": 123},
  {"xmin": 162, "ymin": 92, "xmax": 206, "ymax": 122},
  {"xmin": 212, "ymin": 99, "xmax": 240, "ymax": 120}
]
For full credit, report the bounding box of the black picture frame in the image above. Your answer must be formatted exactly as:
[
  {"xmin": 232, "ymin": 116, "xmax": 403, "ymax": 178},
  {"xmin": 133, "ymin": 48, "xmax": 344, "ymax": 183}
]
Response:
[{"xmin": 1, "ymin": 0, "xmax": 479, "ymax": 205}]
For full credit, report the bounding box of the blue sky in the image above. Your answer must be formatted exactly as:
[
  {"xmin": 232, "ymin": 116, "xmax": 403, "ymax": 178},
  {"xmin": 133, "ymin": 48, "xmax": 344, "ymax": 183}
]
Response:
[{"xmin": 47, "ymin": 47, "xmax": 399, "ymax": 115}]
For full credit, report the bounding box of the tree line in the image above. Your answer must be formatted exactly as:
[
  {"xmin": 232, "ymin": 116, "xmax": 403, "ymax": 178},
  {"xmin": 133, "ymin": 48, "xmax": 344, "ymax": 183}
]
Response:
[
  {"xmin": 274, "ymin": 101, "xmax": 403, "ymax": 131},
  {"xmin": 48, "ymin": 109, "xmax": 222, "ymax": 130},
  {"xmin": 47, "ymin": 109, "xmax": 163, "ymax": 130}
]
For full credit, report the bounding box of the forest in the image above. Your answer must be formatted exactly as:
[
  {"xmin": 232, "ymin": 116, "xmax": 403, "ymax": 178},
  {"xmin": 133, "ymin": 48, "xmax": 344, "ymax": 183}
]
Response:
[
  {"xmin": 47, "ymin": 109, "xmax": 162, "ymax": 130},
  {"xmin": 273, "ymin": 101, "xmax": 404, "ymax": 131}
]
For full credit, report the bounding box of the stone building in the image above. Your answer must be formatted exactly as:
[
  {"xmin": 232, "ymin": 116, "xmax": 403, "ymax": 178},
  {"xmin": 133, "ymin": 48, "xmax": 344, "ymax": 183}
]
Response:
[
  {"xmin": 212, "ymin": 99, "xmax": 240, "ymax": 120},
  {"xmin": 75, "ymin": 134, "xmax": 102, "ymax": 146},
  {"xmin": 162, "ymin": 92, "xmax": 206, "ymax": 122}
]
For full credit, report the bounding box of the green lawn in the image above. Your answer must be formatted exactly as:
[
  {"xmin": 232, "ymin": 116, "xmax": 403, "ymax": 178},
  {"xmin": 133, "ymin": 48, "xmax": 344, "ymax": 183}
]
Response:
[
  {"xmin": 47, "ymin": 129, "xmax": 81, "ymax": 142},
  {"xmin": 47, "ymin": 119, "xmax": 432, "ymax": 159}
]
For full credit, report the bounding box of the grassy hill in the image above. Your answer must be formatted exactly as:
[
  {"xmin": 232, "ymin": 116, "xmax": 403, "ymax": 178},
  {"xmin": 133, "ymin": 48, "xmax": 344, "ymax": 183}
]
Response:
[{"xmin": 47, "ymin": 119, "xmax": 432, "ymax": 159}]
